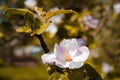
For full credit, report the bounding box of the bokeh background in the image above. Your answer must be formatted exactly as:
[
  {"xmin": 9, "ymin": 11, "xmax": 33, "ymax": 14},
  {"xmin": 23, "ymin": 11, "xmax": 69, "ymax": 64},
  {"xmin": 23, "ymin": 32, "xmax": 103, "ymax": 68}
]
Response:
[{"xmin": 0, "ymin": 0, "xmax": 120, "ymax": 80}]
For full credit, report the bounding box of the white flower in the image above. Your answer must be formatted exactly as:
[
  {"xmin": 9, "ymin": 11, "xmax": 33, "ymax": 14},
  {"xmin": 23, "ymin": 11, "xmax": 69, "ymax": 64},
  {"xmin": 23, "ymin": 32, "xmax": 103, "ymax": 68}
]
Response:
[
  {"xmin": 24, "ymin": 0, "xmax": 37, "ymax": 9},
  {"xmin": 113, "ymin": 3, "xmax": 120, "ymax": 14},
  {"xmin": 102, "ymin": 62, "xmax": 113, "ymax": 73},
  {"xmin": 83, "ymin": 15, "xmax": 99, "ymax": 29},
  {"xmin": 41, "ymin": 38, "xmax": 89, "ymax": 69},
  {"xmin": 42, "ymin": 53, "xmax": 56, "ymax": 64}
]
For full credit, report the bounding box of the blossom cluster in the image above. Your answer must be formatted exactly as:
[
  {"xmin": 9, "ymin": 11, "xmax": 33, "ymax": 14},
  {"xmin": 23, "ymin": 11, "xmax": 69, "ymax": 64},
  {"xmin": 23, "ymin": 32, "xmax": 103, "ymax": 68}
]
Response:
[{"xmin": 41, "ymin": 38, "xmax": 89, "ymax": 69}]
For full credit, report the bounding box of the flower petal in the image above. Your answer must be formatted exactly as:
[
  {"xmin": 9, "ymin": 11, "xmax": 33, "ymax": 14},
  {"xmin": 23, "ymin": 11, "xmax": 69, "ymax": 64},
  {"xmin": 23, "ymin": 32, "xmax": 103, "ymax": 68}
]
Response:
[
  {"xmin": 41, "ymin": 53, "xmax": 56, "ymax": 64},
  {"xmin": 60, "ymin": 39, "xmax": 78, "ymax": 51},
  {"xmin": 73, "ymin": 46, "xmax": 89, "ymax": 62},
  {"xmin": 54, "ymin": 44, "xmax": 66, "ymax": 61},
  {"xmin": 55, "ymin": 60, "xmax": 71, "ymax": 68},
  {"xmin": 77, "ymin": 38, "xmax": 86, "ymax": 46},
  {"xmin": 69, "ymin": 61, "xmax": 84, "ymax": 69}
]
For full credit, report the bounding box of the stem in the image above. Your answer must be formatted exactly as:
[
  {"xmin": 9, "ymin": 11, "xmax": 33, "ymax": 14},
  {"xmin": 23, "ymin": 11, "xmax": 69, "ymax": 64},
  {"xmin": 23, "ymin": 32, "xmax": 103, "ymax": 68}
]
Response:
[{"xmin": 35, "ymin": 34, "xmax": 50, "ymax": 53}]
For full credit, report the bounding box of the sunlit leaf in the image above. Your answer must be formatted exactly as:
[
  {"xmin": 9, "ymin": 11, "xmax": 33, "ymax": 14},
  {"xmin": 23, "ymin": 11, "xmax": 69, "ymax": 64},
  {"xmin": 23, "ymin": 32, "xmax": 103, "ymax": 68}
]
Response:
[
  {"xmin": 4, "ymin": 8, "xmax": 35, "ymax": 28},
  {"xmin": 49, "ymin": 71, "xmax": 69, "ymax": 80},
  {"xmin": 49, "ymin": 72, "xmax": 61, "ymax": 80},
  {"xmin": 81, "ymin": 9, "xmax": 91, "ymax": 15},
  {"xmin": 4, "ymin": 8, "xmax": 33, "ymax": 16},
  {"xmin": 35, "ymin": 7, "xmax": 46, "ymax": 17},
  {"xmin": 70, "ymin": 14, "xmax": 79, "ymax": 22},
  {"xmin": 64, "ymin": 25, "xmax": 80, "ymax": 36},
  {"xmin": 16, "ymin": 26, "xmax": 33, "ymax": 33},
  {"xmin": 0, "ymin": 32, "xmax": 3, "ymax": 38},
  {"xmin": 45, "ymin": 10, "xmax": 76, "ymax": 21},
  {"xmin": 47, "ymin": 66, "xmax": 55, "ymax": 75},
  {"xmin": 35, "ymin": 22, "xmax": 50, "ymax": 35},
  {"xmin": 59, "ymin": 73, "xmax": 69, "ymax": 80}
]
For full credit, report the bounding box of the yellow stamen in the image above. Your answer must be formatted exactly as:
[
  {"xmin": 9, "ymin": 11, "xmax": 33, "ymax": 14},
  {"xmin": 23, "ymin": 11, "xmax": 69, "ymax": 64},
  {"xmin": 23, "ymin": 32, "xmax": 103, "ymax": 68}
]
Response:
[{"xmin": 65, "ymin": 53, "xmax": 72, "ymax": 62}]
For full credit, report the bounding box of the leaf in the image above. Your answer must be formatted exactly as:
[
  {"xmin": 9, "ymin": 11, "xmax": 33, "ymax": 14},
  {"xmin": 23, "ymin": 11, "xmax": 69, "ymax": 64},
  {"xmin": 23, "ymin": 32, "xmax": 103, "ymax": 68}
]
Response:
[
  {"xmin": 45, "ymin": 10, "xmax": 76, "ymax": 21},
  {"xmin": 4, "ymin": 8, "xmax": 33, "ymax": 16},
  {"xmin": 34, "ymin": 22, "xmax": 50, "ymax": 35},
  {"xmin": 35, "ymin": 7, "xmax": 46, "ymax": 17},
  {"xmin": 31, "ymin": 17, "xmax": 50, "ymax": 35},
  {"xmin": 81, "ymin": 63, "xmax": 103, "ymax": 80},
  {"xmin": 59, "ymin": 74, "xmax": 69, "ymax": 80},
  {"xmin": 49, "ymin": 72, "xmax": 69, "ymax": 80},
  {"xmin": 49, "ymin": 72, "xmax": 61, "ymax": 80},
  {"xmin": 68, "ymin": 69, "xmax": 84, "ymax": 80},
  {"xmin": 24, "ymin": 12, "xmax": 34, "ymax": 26},
  {"xmin": 4, "ymin": 8, "xmax": 35, "ymax": 29},
  {"xmin": 37, "ymin": 22, "xmax": 50, "ymax": 34},
  {"xmin": 47, "ymin": 66, "xmax": 55, "ymax": 75},
  {"xmin": 16, "ymin": 26, "xmax": 33, "ymax": 33},
  {"xmin": 0, "ymin": 32, "xmax": 3, "ymax": 38},
  {"xmin": 64, "ymin": 25, "xmax": 80, "ymax": 36},
  {"xmin": 32, "ymin": 18, "xmax": 41, "ymax": 31}
]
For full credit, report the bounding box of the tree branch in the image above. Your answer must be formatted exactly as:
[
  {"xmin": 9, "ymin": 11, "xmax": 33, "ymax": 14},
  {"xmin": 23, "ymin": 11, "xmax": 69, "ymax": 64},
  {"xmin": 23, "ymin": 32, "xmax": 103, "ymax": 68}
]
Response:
[{"xmin": 35, "ymin": 34, "xmax": 50, "ymax": 53}]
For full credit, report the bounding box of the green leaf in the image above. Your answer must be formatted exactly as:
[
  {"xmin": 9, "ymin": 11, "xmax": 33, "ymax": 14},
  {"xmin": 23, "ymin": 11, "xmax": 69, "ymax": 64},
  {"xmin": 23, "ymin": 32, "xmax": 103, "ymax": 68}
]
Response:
[
  {"xmin": 4, "ymin": 8, "xmax": 35, "ymax": 30},
  {"xmin": 16, "ymin": 26, "xmax": 33, "ymax": 33},
  {"xmin": 4, "ymin": 8, "xmax": 33, "ymax": 16},
  {"xmin": 24, "ymin": 12, "xmax": 34, "ymax": 26},
  {"xmin": 81, "ymin": 63, "xmax": 103, "ymax": 80},
  {"xmin": 45, "ymin": 10, "xmax": 76, "ymax": 21},
  {"xmin": 32, "ymin": 18, "xmax": 41, "ymax": 32}
]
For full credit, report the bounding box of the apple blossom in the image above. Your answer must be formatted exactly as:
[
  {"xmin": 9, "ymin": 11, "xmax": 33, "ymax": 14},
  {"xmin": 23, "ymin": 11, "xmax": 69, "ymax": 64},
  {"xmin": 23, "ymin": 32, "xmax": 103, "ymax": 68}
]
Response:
[
  {"xmin": 24, "ymin": 0, "xmax": 37, "ymax": 9},
  {"xmin": 82, "ymin": 15, "xmax": 99, "ymax": 29},
  {"xmin": 41, "ymin": 38, "xmax": 89, "ymax": 69},
  {"xmin": 114, "ymin": 3, "xmax": 120, "ymax": 14}
]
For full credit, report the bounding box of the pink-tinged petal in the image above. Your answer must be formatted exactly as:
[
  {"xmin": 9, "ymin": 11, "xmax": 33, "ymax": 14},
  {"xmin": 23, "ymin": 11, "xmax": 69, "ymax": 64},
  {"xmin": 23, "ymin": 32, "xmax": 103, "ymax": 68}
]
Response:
[
  {"xmin": 55, "ymin": 60, "xmax": 71, "ymax": 68},
  {"xmin": 83, "ymin": 15, "xmax": 92, "ymax": 21},
  {"xmin": 69, "ymin": 61, "xmax": 84, "ymax": 69},
  {"xmin": 54, "ymin": 44, "xmax": 66, "ymax": 61},
  {"xmin": 72, "ymin": 46, "xmax": 89, "ymax": 62},
  {"xmin": 41, "ymin": 53, "xmax": 56, "ymax": 64},
  {"xmin": 60, "ymin": 39, "xmax": 78, "ymax": 51}
]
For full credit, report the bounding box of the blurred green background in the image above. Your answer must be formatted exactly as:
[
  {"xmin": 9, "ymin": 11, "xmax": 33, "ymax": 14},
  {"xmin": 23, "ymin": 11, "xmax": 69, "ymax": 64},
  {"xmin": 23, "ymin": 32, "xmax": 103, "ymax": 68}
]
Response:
[{"xmin": 0, "ymin": 0, "xmax": 120, "ymax": 80}]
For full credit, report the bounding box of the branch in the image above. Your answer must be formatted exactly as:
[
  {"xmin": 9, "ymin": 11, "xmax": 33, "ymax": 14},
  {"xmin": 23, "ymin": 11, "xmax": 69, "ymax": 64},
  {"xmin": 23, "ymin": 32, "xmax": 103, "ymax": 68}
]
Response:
[
  {"xmin": 35, "ymin": 34, "xmax": 50, "ymax": 53},
  {"xmin": 94, "ymin": 0, "xmax": 116, "ymax": 37},
  {"xmin": 94, "ymin": 15, "xmax": 108, "ymax": 36}
]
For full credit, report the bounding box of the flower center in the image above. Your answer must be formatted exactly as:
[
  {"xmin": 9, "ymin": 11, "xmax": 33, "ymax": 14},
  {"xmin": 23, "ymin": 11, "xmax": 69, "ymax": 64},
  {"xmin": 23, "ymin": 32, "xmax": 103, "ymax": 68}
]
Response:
[{"xmin": 65, "ymin": 53, "xmax": 72, "ymax": 62}]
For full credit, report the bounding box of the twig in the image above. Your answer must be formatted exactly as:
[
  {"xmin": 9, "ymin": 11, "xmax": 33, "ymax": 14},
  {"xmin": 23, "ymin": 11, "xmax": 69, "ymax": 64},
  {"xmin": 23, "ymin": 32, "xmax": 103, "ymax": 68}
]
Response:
[
  {"xmin": 94, "ymin": 15, "xmax": 108, "ymax": 36},
  {"xmin": 35, "ymin": 34, "xmax": 50, "ymax": 53},
  {"xmin": 94, "ymin": 0, "xmax": 115, "ymax": 37}
]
